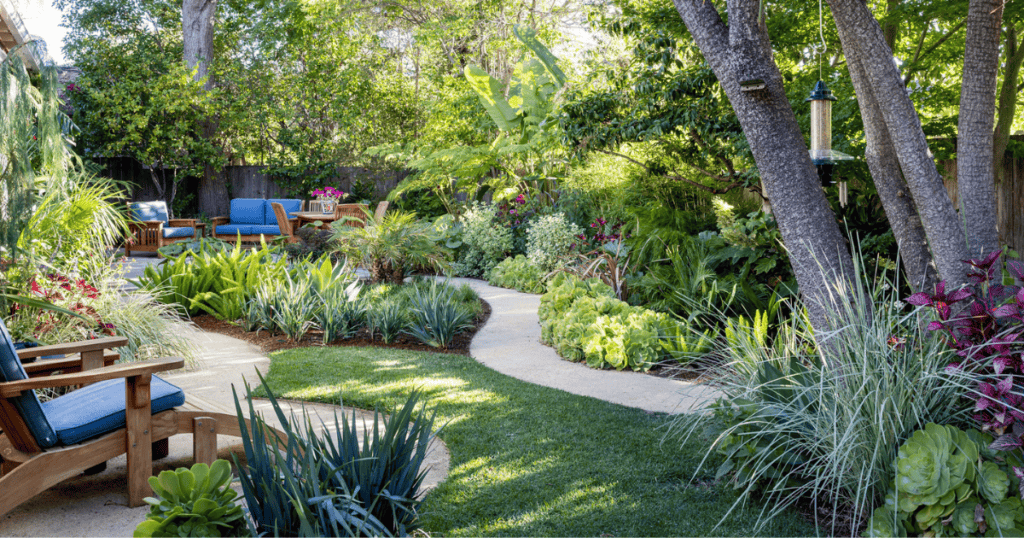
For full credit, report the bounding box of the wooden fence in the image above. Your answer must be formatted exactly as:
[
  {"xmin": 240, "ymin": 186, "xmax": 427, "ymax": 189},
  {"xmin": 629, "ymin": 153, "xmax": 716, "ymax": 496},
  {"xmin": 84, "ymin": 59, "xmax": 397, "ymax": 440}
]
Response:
[{"xmin": 939, "ymin": 148, "xmax": 1024, "ymax": 254}]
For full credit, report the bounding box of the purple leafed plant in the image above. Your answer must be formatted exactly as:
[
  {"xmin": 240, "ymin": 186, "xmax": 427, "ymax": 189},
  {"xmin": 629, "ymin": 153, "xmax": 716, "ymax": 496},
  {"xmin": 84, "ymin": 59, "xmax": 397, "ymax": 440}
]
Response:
[{"xmin": 905, "ymin": 250, "xmax": 1024, "ymax": 486}]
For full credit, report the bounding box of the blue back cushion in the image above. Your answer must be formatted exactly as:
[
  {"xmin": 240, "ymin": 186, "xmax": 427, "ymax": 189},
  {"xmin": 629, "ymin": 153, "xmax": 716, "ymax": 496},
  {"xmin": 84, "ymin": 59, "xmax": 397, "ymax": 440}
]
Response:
[
  {"xmin": 0, "ymin": 319, "xmax": 58, "ymax": 448},
  {"xmin": 266, "ymin": 199, "xmax": 302, "ymax": 224},
  {"xmin": 129, "ymin": 201, "xmax": 169, "ymax": 224},
  {"xmin": 230, "ymin": 199, "xmax": 268, "ymax": 225}
]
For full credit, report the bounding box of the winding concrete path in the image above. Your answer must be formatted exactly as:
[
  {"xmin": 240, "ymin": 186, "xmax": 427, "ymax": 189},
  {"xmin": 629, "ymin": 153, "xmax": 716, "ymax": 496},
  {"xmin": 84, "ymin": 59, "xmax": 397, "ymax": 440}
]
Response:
[{"xmin": 453, "ymin": 277, "xmax": 720, "ymax": 415}]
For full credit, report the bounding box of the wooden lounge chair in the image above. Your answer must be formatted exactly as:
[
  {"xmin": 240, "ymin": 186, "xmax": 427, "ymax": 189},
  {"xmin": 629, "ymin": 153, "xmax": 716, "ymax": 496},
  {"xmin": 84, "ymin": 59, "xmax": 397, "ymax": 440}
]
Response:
[
  {"xmin": 125, "ymin": 201, "xmax": 201, "ymax": 257},
  {"xmin": 0, "ymin": 322, "xmax": 276, "ymax": 516}
]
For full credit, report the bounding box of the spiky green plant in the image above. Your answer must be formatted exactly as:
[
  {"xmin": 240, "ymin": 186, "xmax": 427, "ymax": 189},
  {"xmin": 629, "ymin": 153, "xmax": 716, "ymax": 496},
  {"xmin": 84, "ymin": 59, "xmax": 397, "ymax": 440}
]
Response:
[
  {"xmin": 369, "ymin": 299, "xmax": 407, "ymax": 344},
  {"xmin": 232, "ymin": 371, "xmax": 435, "ymax": 536},
  {"xmin": 317, "ymin": 281, "xmax": 366, "ymax": 343},
  {"xmin": 405, "ymin": 279, "xmax": 474, "ymax": 349}
]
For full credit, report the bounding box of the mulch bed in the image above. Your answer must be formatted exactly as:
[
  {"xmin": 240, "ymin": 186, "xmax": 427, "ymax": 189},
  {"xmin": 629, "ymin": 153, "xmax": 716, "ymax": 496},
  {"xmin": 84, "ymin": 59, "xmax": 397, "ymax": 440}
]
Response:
[{"xmin": 191, "ymin": 300, "xmax": 491, "ymax": 356}]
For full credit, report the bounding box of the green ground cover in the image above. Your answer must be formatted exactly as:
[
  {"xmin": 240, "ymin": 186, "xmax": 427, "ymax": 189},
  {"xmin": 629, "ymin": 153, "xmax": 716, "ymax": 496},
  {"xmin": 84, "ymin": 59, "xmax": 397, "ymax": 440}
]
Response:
[{"xmin": 256, "ymin": 346, "xmax": 815, "ymax": 537}]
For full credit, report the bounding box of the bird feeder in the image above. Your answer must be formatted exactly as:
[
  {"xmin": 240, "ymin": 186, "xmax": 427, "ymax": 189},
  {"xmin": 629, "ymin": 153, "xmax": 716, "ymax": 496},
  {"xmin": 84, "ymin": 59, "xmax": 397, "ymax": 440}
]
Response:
[{"xmin": 806, "ymin": 80, "xmax": 853, "ymax": 198}]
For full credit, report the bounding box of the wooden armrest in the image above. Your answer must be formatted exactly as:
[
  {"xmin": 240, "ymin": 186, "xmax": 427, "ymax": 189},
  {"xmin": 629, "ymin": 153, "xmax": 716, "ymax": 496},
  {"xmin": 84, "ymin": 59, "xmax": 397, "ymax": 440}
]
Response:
[
  {"xmin": 16, "ymin": 336, "xmax": 128, "ymax": 360},
  {"xmin": 211, "ymin": 217, "xmax": 229, "ymax": 226},
  {"xmin": 167, "ymin": 219, "xmax": 196, "ymax": 227},
  {"xmin": 0, "ymin": 357, "xmax": 184, "ymax": 397},
  {"xmin": 23, "ymin": 349, "xmax": 119, "ymax": 377}
]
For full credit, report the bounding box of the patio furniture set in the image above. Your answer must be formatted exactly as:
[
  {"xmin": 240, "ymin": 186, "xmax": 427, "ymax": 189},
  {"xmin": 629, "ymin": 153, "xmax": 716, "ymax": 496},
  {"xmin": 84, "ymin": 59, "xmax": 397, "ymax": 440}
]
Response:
[{"xmin": 124, "ymin": 199, "xmax": 388, "ymax": 256}]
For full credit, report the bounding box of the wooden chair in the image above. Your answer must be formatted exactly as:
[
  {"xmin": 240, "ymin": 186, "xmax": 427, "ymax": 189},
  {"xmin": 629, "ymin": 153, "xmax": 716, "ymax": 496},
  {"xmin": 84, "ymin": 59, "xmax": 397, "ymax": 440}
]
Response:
[
  {"xmin": 334, "ymin": 203, "xmax": 369, "ymax": 228},
  {"xmin": 0, "ymin": 322, "xmax": 280, "ymax": 516},
  {"xmin": 125, "ymin": 201, "xmax": 201, "ymax": 257},
  {"xmin": 270, "ymin": 202, "xmax": 300, "ymax": 244}
]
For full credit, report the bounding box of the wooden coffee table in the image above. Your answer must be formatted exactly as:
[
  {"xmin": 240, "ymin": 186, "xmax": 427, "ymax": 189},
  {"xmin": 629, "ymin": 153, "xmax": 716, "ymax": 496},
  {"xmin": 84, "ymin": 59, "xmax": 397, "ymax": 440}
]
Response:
[{"xmin": 293, "ymin": 211, "xmax": 342, "ymax": 230}]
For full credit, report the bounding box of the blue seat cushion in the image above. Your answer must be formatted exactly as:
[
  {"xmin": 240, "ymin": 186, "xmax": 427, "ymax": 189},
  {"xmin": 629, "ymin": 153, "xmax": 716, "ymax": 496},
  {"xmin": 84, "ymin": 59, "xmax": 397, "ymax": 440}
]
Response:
[
  {"xmin": 249, "ymin": 225, "xmax": 282, "ymax": 236},
  {"xmin": 162, "ymin": 226, "xmax": 194, "ymax": 239},
  {"xmin": 216, "ymin": 224, "xmax": 254, "ymax": 236},
  {"xmin": 129, "ymin": 201, "xmax": 169, "ymax": 224},
  {"xmin": 42, "ymin": 375, "xmax": 185, "ymax": 446},
  {"xmin": 230, "ymin": 199, "xmax": 268, "ymax": 225},
  {"xmin": 0, "ymin": 321, "xmax": 57, "ymax": 448},
  {"xmin": 266, "ymin": 199, "xmax": 303, "ymax": 223}
]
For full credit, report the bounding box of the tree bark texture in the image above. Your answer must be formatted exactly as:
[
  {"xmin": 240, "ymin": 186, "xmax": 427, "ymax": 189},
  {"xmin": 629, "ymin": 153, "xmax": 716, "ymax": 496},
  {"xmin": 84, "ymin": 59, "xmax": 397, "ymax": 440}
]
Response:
[
  {"xmin": 956, "ymin": 0, "xmax": 1003, "ymax": 257},
  {"xmin": 827, "ymin": 0, "xmax": 970, "ymax": 289},
  {"xmin": 183, "ymin": 0, "xmax": 216, "ymax": 89},
  {"xmin": 843, "ymin": 51, "xmax": 937, "ymax": 292},
  {"xmin": 672, "ymin": 0, "xmax": 857, "ymax": 333},
  {"xmin": 994, "ymin": 24, "xmax": 1024, "ymax": 185},
  {"xmin": 183, "ymin": 0, "xmax": 226, "ymax": 218}
]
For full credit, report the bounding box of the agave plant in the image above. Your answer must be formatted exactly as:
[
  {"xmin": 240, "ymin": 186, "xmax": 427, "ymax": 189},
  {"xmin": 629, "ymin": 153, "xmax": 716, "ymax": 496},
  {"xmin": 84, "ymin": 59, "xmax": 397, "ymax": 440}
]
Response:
[
  {"xmin": 405, "ymin": 279, "xmax": 475, "ymax": 349},
  {"xmin": 232, "ymin": 372, "xmax": 436, "ymax": 536},
  {"xmin": 317, "ymin": 281, "xmax": 366, "ymax": 343},
  {"xmin": 369, "ymin": 299, "xmax": 408, "ymax": 344}
]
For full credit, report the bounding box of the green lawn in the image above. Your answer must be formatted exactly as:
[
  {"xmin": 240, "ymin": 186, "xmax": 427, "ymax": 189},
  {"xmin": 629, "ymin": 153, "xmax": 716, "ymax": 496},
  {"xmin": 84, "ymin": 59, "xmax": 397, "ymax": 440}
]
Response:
[{"xmin": 257, "ymin": 346, "xmax": 815, "ymax": 537}]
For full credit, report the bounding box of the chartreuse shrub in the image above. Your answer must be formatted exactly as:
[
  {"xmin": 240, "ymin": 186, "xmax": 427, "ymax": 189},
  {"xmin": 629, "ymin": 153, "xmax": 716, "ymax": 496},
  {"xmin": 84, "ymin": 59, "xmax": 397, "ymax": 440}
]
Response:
[
  {"xmin": 233, "ymin": 372, "xmax": 435, "ymax": 537},
  {"xmin": 864, "ymin": 423, "xmax": 1024, "ymax": 537},
  {"xmin": 487, "ymin": 255, "xmax": 547, "ymax": 293},
  {"xmin": 539, "ymin": 273, "xmax": 711, "ymax": 370},
  {"xmin": 134, "ymin": 460, "xmax": 249, "ymax": 537},
  {"xmin": 675, "ymin": 261, "xmax": 969, "ymax": 536},
  {"xmin": 525, "ymin": 213, "xmax": 582, "ymax": 271}
]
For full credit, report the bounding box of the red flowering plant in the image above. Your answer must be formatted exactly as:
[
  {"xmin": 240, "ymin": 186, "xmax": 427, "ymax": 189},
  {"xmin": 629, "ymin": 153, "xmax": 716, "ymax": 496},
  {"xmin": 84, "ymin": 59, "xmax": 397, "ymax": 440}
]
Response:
[
  {"xmin": 906, "ymin": 250, "xmax": 1024, "ymax": 488},
  {"xmin": 6, "ymin": 273, "xmax": 116, "ymax": 343},
  {"xmin": 574, "ymin": 217, "xmax": 629, "ymax": 252},
  {"xmin": 494, "ymin": 193, "xmax": 541, "ymax": 253}
]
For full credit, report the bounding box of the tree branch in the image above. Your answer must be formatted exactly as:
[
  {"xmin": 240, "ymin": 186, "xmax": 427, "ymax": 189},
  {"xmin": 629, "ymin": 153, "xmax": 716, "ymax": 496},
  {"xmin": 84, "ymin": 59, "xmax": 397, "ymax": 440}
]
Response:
[
  {"xmin": 903, "ymin": 19, "xmax": 966, "ymax": 85},
  {"xmin": 593, "ymin": 148, "xmax": 745, "ymax": 195},
  {"xmin": 688, "ymin": 128, "xmax": 736, "ymax": 178}
]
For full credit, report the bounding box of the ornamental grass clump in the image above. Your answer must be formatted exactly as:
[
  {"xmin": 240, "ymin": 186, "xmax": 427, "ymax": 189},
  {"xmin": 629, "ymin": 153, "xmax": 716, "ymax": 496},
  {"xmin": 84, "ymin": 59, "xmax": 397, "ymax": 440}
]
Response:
[{"xmin": 676, "ymin": 262, "xmax": 968, "ymax": 536}]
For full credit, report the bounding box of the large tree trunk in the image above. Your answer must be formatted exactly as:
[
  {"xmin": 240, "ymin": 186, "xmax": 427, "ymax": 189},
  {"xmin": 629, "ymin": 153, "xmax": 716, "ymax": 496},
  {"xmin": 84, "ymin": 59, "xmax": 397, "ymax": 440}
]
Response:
[
  {"xmin": 956, "ymin": 0, "xmax": 1003, "ymax": 257},
  {"xmin": 183, "ymin": 0, "xmax": 216, "ymax": 91},
  {"xmin": 827, "ymin": 0, "xmax": 970, "ymax": 290},
  {"xmin": 994, "ymin": 24, "xmax": 1024, "ymax": 185},
  {"xmin": 671, "ymin": 0, "xmax": 857, "ymax": 334},
  {"xmin": 183, "ymin": 0, "xmax": 228, "ymax": 218},
  {"xmin": 844, "ymin": 51, "xmax": 937, "ymax": 292}
]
